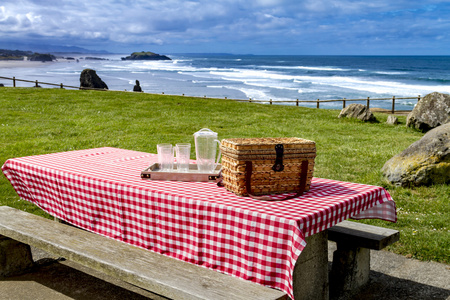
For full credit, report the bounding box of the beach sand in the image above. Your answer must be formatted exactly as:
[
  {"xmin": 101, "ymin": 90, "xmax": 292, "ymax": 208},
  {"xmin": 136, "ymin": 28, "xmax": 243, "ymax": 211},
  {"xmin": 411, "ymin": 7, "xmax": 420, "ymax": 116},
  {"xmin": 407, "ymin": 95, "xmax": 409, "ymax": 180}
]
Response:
[
  {"xmin": 0, "ymin": 60, "xmax": 56, "ymax": 69},
  {"xmin": 0, "ymin": 60, "xmax": 68, "ymax": 87},
  {"xmin": 370, "ymin": 107, "xmax": 410, "ymax": 115}
]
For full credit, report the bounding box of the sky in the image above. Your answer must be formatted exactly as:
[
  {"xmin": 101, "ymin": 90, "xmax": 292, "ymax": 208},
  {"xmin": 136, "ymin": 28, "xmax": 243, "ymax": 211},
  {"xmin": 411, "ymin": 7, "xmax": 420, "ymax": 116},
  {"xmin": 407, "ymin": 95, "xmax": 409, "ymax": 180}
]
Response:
[{"xmin": 0, "ymin": 0, "xmax": 449, "ymax": 55}]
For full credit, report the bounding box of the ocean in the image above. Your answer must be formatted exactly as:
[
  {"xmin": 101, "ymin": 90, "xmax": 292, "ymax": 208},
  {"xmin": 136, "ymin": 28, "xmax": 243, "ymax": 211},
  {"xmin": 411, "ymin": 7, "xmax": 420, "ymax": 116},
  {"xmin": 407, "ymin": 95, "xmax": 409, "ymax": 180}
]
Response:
[{"xmin": 2, "ymin": 54, "xmax": 450, "ymax": 110}]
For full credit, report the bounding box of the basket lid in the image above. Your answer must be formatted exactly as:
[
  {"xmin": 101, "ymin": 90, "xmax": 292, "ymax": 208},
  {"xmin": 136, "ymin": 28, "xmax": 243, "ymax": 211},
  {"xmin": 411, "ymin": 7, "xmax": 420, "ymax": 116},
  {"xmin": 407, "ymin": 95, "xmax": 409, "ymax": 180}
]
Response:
[{"xmin": 220, "ymin": 137, "xmax": 316, "ymax": 159}]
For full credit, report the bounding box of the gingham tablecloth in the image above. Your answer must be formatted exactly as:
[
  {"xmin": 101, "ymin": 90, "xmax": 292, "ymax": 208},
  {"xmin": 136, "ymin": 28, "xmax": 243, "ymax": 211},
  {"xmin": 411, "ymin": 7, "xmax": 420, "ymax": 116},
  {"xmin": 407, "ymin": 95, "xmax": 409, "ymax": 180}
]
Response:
[{"xmin": 2, "ymin": 147, "xmax": 396, "ymax": 299}]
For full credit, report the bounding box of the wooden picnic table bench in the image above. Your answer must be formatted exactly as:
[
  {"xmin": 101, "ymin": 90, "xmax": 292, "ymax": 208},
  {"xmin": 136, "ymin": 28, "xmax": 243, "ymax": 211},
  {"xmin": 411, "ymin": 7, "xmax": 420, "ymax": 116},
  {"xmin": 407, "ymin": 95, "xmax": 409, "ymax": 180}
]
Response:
[{"xmin": 0, "ymin": 206, "xmax": 287, "ymax": 300}]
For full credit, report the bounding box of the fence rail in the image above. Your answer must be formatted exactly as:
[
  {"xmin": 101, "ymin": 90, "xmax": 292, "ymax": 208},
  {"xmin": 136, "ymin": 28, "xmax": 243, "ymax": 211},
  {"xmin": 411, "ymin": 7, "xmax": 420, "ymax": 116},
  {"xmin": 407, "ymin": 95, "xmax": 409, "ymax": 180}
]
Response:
[
  {"xmin": 0, "ymin": 76, "xmax": 103, "ymax": 91},
  {"xmin": 0, "ymin": 75, "xmax": 419, "ymax": 114}
]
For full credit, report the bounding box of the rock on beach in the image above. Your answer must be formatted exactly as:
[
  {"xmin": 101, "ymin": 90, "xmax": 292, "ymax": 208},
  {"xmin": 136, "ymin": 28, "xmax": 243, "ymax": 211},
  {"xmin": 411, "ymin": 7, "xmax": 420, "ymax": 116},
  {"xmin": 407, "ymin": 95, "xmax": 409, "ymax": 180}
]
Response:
[
  {"xmin": 80, "ymin": 69, "xmax": 108, "ymax": 90},
  {"xmin": 121, "ymin": 51, "xmax": 171, "ymax": 61}
]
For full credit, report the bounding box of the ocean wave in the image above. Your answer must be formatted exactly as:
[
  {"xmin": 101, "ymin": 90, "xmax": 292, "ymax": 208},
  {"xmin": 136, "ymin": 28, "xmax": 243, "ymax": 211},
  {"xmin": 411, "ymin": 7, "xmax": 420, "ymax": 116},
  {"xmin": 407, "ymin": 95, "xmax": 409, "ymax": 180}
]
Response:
[
  {"xmin": 240, "ymin": 80, "xmax": 299, "ymax": 92},
  {"xmin": 237, "ymin": 87, "xmax": 270, "ymax": 100},
  {"xmin": 209, "ymin": 84, "xmax": 269, "ymax": 100},
  {"xmin": 293, "ymin": 75, "xmax": 450, "ymax": 96},
  {"xmin": 258, "ymin": 65, "xmax": 350, "ymax": 71},
  {"xmin": 374, "ymin": 71, "xmax": 409, "ymax": 75},
  {"xmin": 172, "ymin": 59, "xmax": 193, "ymax": 63},
  {"xmin": 207, "ymin": 85, "xmax": 227, "ymax": 89},
  {"xmin": 419, "ymin": 77, "xmax": 450, "ymax": 83},
  {"xmin": 46, "ymin": 71, "xmax": 80, "ymax": 75},
  {"xmin": 208, "ymin": 67, "xmax": 450, "ymax": 98},
  {"xmin": 398, "ymin": 101, "xmax": 417, "ymax": 107},
  {"xmin": 210, "ymin": 69, "xmax": 295, "ymax": 81}
]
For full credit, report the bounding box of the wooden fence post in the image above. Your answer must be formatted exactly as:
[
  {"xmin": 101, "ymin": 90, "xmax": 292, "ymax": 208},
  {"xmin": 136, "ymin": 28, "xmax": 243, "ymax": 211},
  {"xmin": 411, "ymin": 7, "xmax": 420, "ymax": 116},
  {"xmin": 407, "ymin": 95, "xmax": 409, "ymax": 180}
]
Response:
[
  {"xmin": 13, "ymin": 77, "xmax": 16, "ymax": 87},
  {"xmin": 343, "ymin": 98, "xmax": 346, "ymax": 109},
  {"xmin": 366, "ymin": 97, "xmax": 370, "ymax": 109},
  {"xmin": 35, "ymin": 80, "xmax": 39, "ymax": 87},
  {"xmin": 391, "ymin": 96, "xmax": 395, "ymax": 114},
  {"xmin": 296, "ymin": 99, "xmax": 299, "ymax": 106},
  {"xmin": 270, "ymin": 99, "xmax": 272, "ymax": 105},
  {"xmin": 418, "ymin": 95, "xmax": 421, "ymax": 102},
  {"xmin": 60, "ymin": 83, "xmax": 64, "ymax": 89},
  {"xmin": 316, "ymin": 99, "xmax": 320, "ymax": 109}
]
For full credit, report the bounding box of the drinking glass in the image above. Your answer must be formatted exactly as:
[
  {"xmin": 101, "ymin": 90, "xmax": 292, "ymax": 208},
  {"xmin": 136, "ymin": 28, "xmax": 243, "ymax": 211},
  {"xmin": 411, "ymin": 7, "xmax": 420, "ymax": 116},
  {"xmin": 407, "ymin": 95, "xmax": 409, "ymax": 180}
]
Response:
[
  {"xmin": 175, "ymin": 143, "xmax": 191, "ymax": 172},
  {"xmin": 157, "ymin": 144, "xmax": 174, "ymax": 172}
]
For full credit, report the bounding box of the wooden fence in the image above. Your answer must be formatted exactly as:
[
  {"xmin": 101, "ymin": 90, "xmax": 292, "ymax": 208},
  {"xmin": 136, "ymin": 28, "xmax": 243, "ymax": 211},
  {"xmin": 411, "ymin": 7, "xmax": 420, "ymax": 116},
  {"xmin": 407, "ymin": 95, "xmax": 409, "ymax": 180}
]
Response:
[
  {"xmin": 235, "ymin": 95, "xmax": 420, "ymax": 114},
  {"xmin": 0, "ymin": 75, "xmax": 420, "ymax": 114},
  {"xmin": 0, "ymin": 76, "xmax": 99, "ymax": 91}
]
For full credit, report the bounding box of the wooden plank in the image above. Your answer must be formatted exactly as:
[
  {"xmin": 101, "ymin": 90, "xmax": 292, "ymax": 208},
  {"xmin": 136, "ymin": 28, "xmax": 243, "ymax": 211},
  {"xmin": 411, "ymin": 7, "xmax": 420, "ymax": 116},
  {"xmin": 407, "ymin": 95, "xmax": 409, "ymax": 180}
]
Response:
[
  {"xmin": 0, "ymin": 206, "xmax": 286, "ymax": 300},
  {"xmin": 328, "ymin": 221, "xmax": 399, "ymax": 250}
]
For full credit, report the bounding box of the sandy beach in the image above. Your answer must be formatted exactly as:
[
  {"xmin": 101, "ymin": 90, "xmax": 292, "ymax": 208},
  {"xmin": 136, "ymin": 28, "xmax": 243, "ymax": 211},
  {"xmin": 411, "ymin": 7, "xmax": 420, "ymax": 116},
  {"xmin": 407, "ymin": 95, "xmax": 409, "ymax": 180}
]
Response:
[{"xmin": 0, "ymin": 60, "xmax": 57, "ymax": 69}]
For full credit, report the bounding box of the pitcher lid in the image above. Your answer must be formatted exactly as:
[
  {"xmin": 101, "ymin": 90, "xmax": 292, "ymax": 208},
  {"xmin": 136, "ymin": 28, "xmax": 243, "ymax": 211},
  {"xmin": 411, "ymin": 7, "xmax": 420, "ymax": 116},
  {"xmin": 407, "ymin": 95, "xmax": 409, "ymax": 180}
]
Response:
[{"xmin": 194, "ymin": 128, "xmax": 218, "ymax": 137}]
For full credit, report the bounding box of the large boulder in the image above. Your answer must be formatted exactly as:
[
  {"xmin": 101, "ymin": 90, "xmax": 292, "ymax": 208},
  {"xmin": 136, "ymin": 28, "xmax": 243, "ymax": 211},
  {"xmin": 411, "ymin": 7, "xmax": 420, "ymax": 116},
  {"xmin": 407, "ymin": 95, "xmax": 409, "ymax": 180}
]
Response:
[
  {"xmin": 381, "ymin": 123, "xmax": 450, "ymax": 186},
  {"xmin": 80, "ymin": 69, "xmax": 108, "ymax": 89},
  {"xmin": 406, "ymin": 92, "xmax": 450, "ymax": 132},
  {"xmin": 338, "ymin": 104, "xmax": 376, "ymax": 122},
  {"xmin": 133, "ymin": 80, "xmax": 143, "ymax": 92}
]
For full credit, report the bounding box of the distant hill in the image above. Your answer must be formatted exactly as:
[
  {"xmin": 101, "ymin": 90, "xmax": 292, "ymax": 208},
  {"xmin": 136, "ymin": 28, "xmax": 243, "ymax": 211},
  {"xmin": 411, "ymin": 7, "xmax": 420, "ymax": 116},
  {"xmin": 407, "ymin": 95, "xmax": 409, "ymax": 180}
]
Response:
[
  {"xmin": 0, "ymin": 49, "xmax": 32, "ymax": 60},
  {"xmin": 0, "ymin": 42, "xmax": 110, "ymax": 54},
  {"xmin": 0, "ymin": 49, "xmax": 55, "ymax": 61}
]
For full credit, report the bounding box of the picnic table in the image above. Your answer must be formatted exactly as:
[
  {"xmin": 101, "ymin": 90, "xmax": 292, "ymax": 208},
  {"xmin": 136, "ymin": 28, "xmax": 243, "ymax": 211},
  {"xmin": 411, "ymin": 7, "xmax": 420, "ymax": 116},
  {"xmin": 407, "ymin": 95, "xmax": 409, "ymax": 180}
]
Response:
[{"xmin": 2, "ymin": 147, "xmax": 397, "ymax": 300}]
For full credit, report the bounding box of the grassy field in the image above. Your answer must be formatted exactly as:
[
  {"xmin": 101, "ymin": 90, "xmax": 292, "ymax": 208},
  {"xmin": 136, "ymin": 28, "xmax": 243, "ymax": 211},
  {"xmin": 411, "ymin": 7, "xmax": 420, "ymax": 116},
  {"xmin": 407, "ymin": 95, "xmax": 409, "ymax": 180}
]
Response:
[{"xmin": 1, "ymin": 87, "xmax": 448, "ymax": 264}]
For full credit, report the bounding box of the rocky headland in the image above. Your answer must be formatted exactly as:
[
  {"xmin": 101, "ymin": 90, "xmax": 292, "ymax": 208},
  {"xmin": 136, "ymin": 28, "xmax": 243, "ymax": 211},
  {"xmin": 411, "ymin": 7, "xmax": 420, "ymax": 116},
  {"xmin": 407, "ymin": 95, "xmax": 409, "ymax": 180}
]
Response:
[
  {"xmin": 0, "ymin": 49, "xmax": 55, "ymax": 61},
  {"xmin": 121, "ymin": 51, "xmax": 171, "ymax": 61}
]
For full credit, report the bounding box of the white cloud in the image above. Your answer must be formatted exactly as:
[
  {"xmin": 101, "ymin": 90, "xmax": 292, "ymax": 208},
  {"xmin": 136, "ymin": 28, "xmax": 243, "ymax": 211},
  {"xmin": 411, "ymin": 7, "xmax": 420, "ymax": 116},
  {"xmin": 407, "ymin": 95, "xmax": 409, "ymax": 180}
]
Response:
[{"xmin": 0, "ymin": 0, "xmax": 449, "ymax": 54}]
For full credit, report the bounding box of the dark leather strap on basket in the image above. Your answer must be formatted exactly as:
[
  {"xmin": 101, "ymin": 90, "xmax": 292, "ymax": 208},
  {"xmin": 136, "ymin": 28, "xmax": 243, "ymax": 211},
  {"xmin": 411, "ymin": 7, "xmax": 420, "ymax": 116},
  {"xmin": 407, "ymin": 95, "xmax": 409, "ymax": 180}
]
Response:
[
  {"xmin": 245, "ymin": 160, "xmax": 309, "ymax": 201},
  {"xmin": 272, "ymin": 144, "xmax": 285, "ymax": 172}
]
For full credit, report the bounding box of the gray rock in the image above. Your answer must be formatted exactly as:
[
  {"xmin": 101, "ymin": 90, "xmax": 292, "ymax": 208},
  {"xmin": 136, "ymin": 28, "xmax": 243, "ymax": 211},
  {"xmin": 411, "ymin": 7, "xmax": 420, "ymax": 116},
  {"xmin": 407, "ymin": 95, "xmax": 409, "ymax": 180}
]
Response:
[
  {"xmin": 338, "ymin": 104, "xmax": 376, "ymax": 122},
  {"xmin": 121, "ymin": 51, "xmax": 171, "ymax": 61},
  {"xmin": 381, "ymin": 123, "xmax": 450, "ymax": 186},
  {"xmin": 133, "ymin": 80, "xmax": 143, "ymax": 92},
  {"xmin": 386, "ymin": 115, "xmax": 399, "ymax": 125},
  {"xmin": 80, "ymin": 69, "xmax": 108, "ymax": 90},
  {"xmin": 29, "ymin": 53, "xmax": 55, "ymax": 62},
  {"xmin": 406, "ymin": 92, "xmax": 450, "ymax": 132}
]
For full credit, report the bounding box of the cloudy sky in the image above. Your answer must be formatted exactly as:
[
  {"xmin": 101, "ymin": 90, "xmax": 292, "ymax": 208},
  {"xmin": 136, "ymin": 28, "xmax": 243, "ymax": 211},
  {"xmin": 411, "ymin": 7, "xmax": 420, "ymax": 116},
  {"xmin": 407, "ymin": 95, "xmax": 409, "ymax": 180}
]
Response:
[{"xmin": 1, "ymin": 0, "xmax": 449, "ymax": 55}]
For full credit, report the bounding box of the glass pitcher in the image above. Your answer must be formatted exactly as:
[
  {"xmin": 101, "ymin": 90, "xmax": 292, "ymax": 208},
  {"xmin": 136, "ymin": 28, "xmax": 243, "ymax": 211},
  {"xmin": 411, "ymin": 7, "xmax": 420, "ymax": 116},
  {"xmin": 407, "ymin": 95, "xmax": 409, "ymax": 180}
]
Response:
[{"xmin": 193, "ymin": 128, "xmax": 221, "ymax": 173}]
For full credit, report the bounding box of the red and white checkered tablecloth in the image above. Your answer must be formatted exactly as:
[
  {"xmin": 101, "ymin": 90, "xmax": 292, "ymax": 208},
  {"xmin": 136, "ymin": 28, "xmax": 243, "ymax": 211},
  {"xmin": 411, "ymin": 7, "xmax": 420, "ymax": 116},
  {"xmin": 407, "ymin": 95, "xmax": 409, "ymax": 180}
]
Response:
[{"xmin": 2, "ymin": 147, "xmax": 396, "ymax": 299}]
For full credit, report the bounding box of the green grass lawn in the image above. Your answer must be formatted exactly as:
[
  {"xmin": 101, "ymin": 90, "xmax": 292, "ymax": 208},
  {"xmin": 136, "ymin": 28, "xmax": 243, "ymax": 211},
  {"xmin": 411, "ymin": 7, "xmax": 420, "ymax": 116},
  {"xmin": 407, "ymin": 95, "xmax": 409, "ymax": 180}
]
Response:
[{"xmin": 1, "ymin": 87, "xmax": 448, "ymax": 264}]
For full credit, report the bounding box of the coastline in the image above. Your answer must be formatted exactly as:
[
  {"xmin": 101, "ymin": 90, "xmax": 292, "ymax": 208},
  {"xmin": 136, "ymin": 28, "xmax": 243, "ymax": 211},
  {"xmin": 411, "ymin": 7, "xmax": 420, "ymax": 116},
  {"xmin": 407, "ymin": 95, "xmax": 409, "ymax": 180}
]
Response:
[
  {"xmin": 0, "ymin": 60, "xmax": 57, "ymax": 69},
  {"xmin": 0, "ymin": 54, "xmax": 443, "ymax": 111}
]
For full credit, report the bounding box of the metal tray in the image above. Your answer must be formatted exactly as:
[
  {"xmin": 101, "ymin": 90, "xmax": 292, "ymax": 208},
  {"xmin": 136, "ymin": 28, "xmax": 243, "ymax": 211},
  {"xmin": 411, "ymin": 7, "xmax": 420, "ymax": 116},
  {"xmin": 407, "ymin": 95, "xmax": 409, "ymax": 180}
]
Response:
[{"xmin": 141, "ymin": 163, "xmax": 221, "ymax": 182}]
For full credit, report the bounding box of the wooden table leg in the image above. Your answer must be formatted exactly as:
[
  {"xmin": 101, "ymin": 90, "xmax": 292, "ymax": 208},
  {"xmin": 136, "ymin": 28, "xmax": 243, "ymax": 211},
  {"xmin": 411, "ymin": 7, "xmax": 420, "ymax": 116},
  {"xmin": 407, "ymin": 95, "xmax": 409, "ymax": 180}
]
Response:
[{"xmin": 292, "ymin": 230, "xmax": 329, "ymax": 300}]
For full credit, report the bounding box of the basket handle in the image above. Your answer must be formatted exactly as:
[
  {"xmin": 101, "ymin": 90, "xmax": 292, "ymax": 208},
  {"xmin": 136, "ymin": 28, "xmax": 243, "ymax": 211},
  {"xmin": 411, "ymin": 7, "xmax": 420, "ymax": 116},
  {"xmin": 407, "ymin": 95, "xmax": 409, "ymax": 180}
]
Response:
[{"xmin": 245, "ymin": 160, "xmax": 309, "ymax": 201}]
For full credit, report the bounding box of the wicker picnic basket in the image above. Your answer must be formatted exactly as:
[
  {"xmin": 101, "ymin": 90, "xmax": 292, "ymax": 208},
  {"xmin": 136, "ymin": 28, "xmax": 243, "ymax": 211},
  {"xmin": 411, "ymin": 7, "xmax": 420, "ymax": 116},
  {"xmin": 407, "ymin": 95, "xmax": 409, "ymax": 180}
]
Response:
[{"xmin": 220, "ymin": 137, "xmax": 316, "ymax": 199}]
